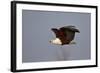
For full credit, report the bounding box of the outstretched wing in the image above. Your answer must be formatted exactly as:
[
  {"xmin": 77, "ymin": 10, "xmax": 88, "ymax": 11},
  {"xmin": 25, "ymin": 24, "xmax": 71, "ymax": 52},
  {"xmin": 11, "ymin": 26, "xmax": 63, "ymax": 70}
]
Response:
[
  {"xmin": 60, "ymin": 26, "xmax": 75, "ymax": 42},
  {"xmin": 60, "ymin": 26, "xmax": 80, "ymax": 33},
  {"xmin": 51, "ymin": 28, "xmax": 59, "ymax": 37}
]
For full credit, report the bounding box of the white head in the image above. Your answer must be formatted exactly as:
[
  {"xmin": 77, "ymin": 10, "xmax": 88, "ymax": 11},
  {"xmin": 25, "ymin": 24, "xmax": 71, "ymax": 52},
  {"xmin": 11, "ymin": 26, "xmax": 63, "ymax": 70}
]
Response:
[{"xmin": 50, "ymin": 38, "xmax": 62, "ymax": 45}]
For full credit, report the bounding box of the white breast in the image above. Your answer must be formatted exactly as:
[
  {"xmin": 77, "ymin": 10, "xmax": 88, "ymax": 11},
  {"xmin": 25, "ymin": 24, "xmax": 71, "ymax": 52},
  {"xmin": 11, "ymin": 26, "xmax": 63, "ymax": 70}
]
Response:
[{"xmin": 50, "ymin": 38, "xmax": 62, "ymax": 45}]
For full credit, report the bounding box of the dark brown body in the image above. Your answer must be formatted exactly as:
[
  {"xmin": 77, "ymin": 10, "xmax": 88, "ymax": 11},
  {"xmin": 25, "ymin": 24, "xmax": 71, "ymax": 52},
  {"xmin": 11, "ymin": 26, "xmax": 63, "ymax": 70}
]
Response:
[{"xmin": 51, "ymin": 26, "xmax": 80, "ymax": 45}]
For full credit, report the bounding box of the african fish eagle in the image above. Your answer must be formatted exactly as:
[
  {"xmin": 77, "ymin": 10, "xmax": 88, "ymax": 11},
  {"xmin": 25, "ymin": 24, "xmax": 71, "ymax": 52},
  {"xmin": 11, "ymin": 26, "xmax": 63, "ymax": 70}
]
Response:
[{"xmin": 50, "ymin": 26, "xmax": 80, "ymax": 45}]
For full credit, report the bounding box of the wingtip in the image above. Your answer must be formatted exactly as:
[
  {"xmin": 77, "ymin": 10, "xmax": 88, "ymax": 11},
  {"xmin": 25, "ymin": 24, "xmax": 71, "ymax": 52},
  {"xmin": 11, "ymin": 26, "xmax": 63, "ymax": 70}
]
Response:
[
  {"xmin": 51, "ymin": 28, "xmax": 58, "ymax": 31},
  {"xmin": 76, "ymin": 30, "xmax": 80, "ymax": 33}
]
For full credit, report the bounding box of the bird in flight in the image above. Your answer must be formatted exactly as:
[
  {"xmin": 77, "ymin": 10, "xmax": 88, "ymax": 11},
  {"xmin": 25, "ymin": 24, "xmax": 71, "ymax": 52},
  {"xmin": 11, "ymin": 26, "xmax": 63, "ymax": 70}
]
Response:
[{"xmin": 50, "ymin": 26, "xmax": 80, "ymax": 45}]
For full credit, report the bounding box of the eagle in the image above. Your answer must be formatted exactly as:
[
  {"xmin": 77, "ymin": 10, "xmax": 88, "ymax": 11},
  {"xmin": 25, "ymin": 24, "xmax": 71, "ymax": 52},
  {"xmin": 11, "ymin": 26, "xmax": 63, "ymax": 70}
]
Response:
[{"xmin": 50, "ymin": 26, "xmax": 80, "ymax": 45}]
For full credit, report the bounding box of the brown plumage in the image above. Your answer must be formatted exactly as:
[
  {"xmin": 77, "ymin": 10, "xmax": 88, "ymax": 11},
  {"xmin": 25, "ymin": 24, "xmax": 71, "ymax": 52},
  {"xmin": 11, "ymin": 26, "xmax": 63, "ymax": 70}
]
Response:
[{"xmin": 50, "ymin": 26, "xmax": 80, "ymax": 45}]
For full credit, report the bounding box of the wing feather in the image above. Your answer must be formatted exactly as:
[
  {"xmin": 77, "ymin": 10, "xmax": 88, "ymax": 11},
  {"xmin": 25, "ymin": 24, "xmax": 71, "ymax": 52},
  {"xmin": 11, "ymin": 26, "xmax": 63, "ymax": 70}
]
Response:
[
  {"xmin": 51, "ymin": 28, "xmax": 59, "ymax": 37},
  {"xmin": 60, "ymin": 26, "xmax": 80, "ymax": 33},
  {"xmin": 60, "ymin": 26, "xmax": 75, "ymax": 42}
]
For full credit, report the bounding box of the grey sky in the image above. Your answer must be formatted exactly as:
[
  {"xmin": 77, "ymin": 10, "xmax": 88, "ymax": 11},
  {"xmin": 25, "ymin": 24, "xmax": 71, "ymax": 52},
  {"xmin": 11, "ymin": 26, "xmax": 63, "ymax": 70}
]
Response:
[{"xmin": 22, "ymin": 10, "xmax": 91, "ymax": 63}]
